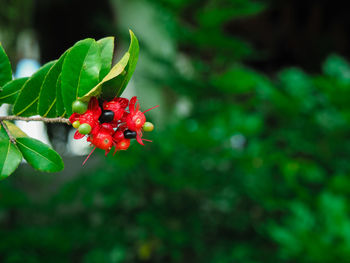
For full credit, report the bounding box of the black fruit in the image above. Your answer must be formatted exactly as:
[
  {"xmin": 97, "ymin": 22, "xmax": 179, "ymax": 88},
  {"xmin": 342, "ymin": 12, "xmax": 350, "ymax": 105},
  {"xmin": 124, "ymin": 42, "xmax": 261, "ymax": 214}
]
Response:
[
  {"xmin": 123, "ymin": 129, "xmax": 137, "ymax": 139},
  {"xmin": 99, "ymin": 110, "xmax": 114, "ymax": 123}
]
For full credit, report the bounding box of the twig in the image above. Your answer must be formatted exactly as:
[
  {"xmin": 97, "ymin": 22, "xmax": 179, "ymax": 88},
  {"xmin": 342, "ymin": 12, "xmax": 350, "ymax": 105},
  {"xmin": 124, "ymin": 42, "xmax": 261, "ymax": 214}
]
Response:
[
  {"xmin": 0, "ymin": 116, "xmax": 70, "ymax": 124},
  {"xmin": 0, "ymin": 121, "xmax": 16, "ymax": 144}
]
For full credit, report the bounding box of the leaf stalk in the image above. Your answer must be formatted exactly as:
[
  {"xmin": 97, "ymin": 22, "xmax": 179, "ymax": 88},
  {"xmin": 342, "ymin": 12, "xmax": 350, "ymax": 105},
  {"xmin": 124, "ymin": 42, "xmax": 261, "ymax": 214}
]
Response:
[{"xmin": 0, "ymin": 121, "xmax": 16, "ymax": 144}]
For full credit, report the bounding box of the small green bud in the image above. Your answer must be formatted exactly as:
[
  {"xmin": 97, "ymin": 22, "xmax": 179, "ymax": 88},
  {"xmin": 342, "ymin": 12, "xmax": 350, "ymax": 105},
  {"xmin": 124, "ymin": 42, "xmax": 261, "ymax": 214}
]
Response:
[
  {"xmin": 142, "ymin": 122, "xmax": 154, "ymax": 132},
  {"xmin": 78, "ymin": 123, "xmax": 92, "ymax": 134},
  {"xmin": 72, "ymin": 100, "xmax": 88, "ymax": 114},
  {"xmin": 72, "ymin": 120, "xmax": 80, "ymax": 129}
]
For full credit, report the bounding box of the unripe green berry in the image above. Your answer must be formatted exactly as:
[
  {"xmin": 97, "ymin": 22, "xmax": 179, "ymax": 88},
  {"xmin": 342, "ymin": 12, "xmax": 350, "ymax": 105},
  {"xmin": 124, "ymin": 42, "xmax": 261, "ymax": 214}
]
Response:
[
  {"xmin": 78, "ymin": 123, "xmax": 92, "ymax": 134},
  {"xmin": 142, "ymin": 122, "xmax": 154, "ymax": 132},
  {"xmin": 72, "ymin": 121, "xmax": 80, "ymax": 129},
  {"xmin": 72, "ymin": 100, "xmax": 88, "ymax": 114}
]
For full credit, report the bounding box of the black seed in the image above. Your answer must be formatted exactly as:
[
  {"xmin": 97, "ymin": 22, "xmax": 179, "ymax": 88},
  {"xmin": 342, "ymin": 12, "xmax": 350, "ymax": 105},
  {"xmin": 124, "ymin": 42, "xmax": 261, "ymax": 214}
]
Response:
[
  {"xmin": 123, "ymin": 129, "xmax": 137, "ymax": 139},
  {"xmin": 99, "ymin": 110, "xmax": 114, "ymax": 123}
]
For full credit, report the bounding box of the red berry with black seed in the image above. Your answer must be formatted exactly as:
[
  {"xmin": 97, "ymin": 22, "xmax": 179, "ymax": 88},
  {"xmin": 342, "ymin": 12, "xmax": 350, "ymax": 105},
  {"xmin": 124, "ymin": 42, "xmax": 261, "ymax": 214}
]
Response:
[{"xmin": 103, "ymin": 98, "xmax": 127, "ymax": 122}]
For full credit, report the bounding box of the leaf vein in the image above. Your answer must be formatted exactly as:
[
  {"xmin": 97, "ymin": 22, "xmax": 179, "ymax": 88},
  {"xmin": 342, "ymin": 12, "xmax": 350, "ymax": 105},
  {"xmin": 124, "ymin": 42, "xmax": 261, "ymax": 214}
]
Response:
[{"xmin": 17, "ymin": 140, "xmax": 59, "ymax": 169}]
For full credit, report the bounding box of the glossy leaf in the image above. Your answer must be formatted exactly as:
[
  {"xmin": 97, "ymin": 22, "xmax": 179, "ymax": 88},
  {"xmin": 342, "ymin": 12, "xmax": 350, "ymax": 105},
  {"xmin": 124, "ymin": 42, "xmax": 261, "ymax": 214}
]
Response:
[
  {"xmin": 97, "ymin": 37, "xmax": 115, "ymax": 80},
  {"xmin": 80, "ymin": 31, "xmax": 139, "ymax": 102},
  {"xmin": 80, "ymin": 52, "xmax": 129, "ymax": 102},
  {"xmin": 101, "ymin": 30, "xmax": 139, "ymax": 100},
  {"xmin": 0, "ymin": 123, "xmax": 7, "ymax": 141},
  {"xmin": 0, "ymin": 122, "xmax": 22, "ymax": 141},
  {"xmin": 38, "ymin": 52, "xmax": 68, "ymax": 117},
  {"xmin": 0, "ymin": 123, "xmax": 22, "ymax": 180},
  {"xmin": 56, "ymin": 73, "xmax": 65, "ymax": 116},
  {"xmin": 0, "ymin": 43, "xmax": 12, "ymax": 87},
  {"xmin": 13, "ymin": 61, "xmax": 56, "ymax": 116},
  {"xmin": 5, "ymin": 121, "xmax": 28, "ymax": 138},
  {"xmin": 61, "ymin": 38, "xmax": 101, "ymax": 116},
  {"xmin": 16, "ymin": 137, "xmax": 64, "ymax": 172},
  {"xmin": 0, "ymin": 77, "xmax": 28, "ymax": 106},
  {"xmin": 117, "ymin": 30, "xmax": 140, "ymax": 95},
  {"xmin": 99, "ymin": 53, "xmax": 130, "ymax": 100},
  {"xmin": 0, "ymin": 139, "xmax": 22, "ymax": 180}
]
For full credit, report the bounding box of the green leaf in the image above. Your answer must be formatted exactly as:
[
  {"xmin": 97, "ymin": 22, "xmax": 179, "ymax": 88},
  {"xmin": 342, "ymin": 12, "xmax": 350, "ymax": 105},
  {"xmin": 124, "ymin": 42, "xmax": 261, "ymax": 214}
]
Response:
[
  {"xmin": 323, "ymin": 54, "xmax": 350, "ymax": 84},
  {"xmin": 97, "ymin": 37, "xmax": 115, "ymax": 80},
  {"xmin": 61, "ymin": 38, "xmax": 102, "ymax": 116},
  {"xmin": 113, "ymin": 30, "xmax": 139, "ymax": 98},
  {"xmin": 278, "ymin": 68, "xmax": 312, "ymax": 97},
  {"xmin": 0, "ymin": 139, "xmax": 22, "ymax": 180},
  {"xmin": 211, "ymin": 66, "xmax": 266, "ymax": 94},
  {"xmin": 0, "ymin": 77, "xmax": 28, "ymax": 106},
  {"xmin": 16, "ymin": 137, "xmax": 64, "ymax": 173},
  {"xmin": 0, "ymin": 121, "xmax": 20, "ymax": 141},
  {"xmin": 197, "ymin": 2, "xmax": 266, "ymax": 28},
  {"xmin": 0, "ymin": 123, "xmax": 22, "ymax": 179},
  {"xmin": 100, "ymin": 54, "xmax": 130, "ymax": 100},
  {"xmin": 13, "ymin": 61, "xmax": 56, "ymax": 116},
  {"xmin": 100, "ymin": 30, "xmax": 139, "ymax": 100},
  {"xmin": 80, "ymin": 52, "xmax": 129, "ymax": 102},
  {"xmin": 5, "ymin": 121, "xmax": 27, "ymax": 138},
  {"xmin": 80, "ymin": 31, "xmax": 139, "ymax": 102},
  {"xmin": 38, "ymin": 52, "xmax": 68, "ymax": 117},
  {"xmin": 56, "ymin": 73, "xmax": 65, "ymax": 117},
  {"xmin": 0, "ymin": 124, "xmax": 7, "ymax": 141},
  {"xmin": 0, "ymin": 43, "xmax": 12, "ymax": 87}
]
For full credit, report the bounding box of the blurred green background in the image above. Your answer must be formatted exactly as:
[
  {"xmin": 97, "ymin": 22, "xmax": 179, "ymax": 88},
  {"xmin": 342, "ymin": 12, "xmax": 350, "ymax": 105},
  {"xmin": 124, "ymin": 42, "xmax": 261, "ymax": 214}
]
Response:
[{"xmin": 2, "ymin": 0, "xmax": 350, "ymax": 262}]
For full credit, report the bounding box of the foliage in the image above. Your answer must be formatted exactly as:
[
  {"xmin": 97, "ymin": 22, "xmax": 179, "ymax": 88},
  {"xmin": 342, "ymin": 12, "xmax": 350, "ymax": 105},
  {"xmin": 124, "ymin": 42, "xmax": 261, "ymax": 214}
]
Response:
[
  {"xmin": 2, "ymin": 53, "xmax": 350, "ymax": 262},
  {"xmin": 1, "ymin": 0, "xmax": 350, "ymax": 262},
  {"xmin": 0, "ymin": 31, "xmax": 139, "ymax": 178}
]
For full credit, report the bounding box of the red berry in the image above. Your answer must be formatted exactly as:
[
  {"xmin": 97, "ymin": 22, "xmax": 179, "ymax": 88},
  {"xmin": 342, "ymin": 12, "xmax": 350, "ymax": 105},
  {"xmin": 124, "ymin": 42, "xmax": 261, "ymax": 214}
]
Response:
[
  {"xmin": 71, "ymin": 96, "xmax": 158, "ymax": 165},
  {"xmin": 113, "ymin": 130, "xmax": 124, "ymax": 142},
  {"xmin": 116, "ymin": 139, "xmax": 130, "ymax": 150},
  {"xmin": 100, "ymin": 123, "xmax": 114, "ymax": 135},
  {"xmin": 115, "ymin": 98, "xmax": 129, "ymax": 108},
  {"xmin": 103, "ymin": 99, "xmax": 126, "ymax": 121},
  {"xmin": 126, "ymin": 111, "xmax": 146, "ymax": 131},
  {"xmin": 79, "ymin": 111, "xmax": 99, "ymax": 129},
  {"xmin": 90, "ymin": 132, "xmax": 113, "ymax": 150}
]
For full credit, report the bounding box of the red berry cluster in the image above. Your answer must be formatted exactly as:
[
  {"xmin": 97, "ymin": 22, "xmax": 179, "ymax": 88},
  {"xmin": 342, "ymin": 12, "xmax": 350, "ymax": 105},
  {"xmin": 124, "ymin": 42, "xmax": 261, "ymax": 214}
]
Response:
[{"xmin": 69, "ymin": 96, "xmax": 158, "ymax": 164}]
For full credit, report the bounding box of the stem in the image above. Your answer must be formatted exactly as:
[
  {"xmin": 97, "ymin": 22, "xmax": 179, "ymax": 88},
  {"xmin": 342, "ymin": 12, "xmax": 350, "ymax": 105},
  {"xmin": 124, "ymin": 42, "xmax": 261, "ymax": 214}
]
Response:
[
  {"xmin": 0, "ymin": 121, "xmax": 16, "ymax": 144},
  {"xmin": 0, "ymin": 115, "xmax": 70, "ymax": 124}
]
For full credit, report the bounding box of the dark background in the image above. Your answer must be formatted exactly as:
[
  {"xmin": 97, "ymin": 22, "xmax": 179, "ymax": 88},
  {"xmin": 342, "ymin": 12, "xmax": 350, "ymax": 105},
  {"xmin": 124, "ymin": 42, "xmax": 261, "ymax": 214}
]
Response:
[{"xmin": 1, "ymin": 0, "xmax": 350, "ymax": 262}]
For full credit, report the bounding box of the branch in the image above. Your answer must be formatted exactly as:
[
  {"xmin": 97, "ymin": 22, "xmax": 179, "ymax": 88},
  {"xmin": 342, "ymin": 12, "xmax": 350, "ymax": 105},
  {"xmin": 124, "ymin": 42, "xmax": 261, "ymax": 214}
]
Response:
[
  {"xmin": 0, "ymin": 121, "xmax": 16, "ymax": 144},
  {"xmin": 0, "ymin": 116, "xmax": 70, "ymax": 125}
]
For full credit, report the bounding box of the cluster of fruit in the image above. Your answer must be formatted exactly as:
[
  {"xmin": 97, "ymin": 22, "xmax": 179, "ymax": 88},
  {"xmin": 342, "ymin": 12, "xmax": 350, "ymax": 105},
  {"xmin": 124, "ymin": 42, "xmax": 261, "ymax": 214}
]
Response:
[{"xmin": 69, "ymin": 96, "xmax": 158, "ymax": 164}]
